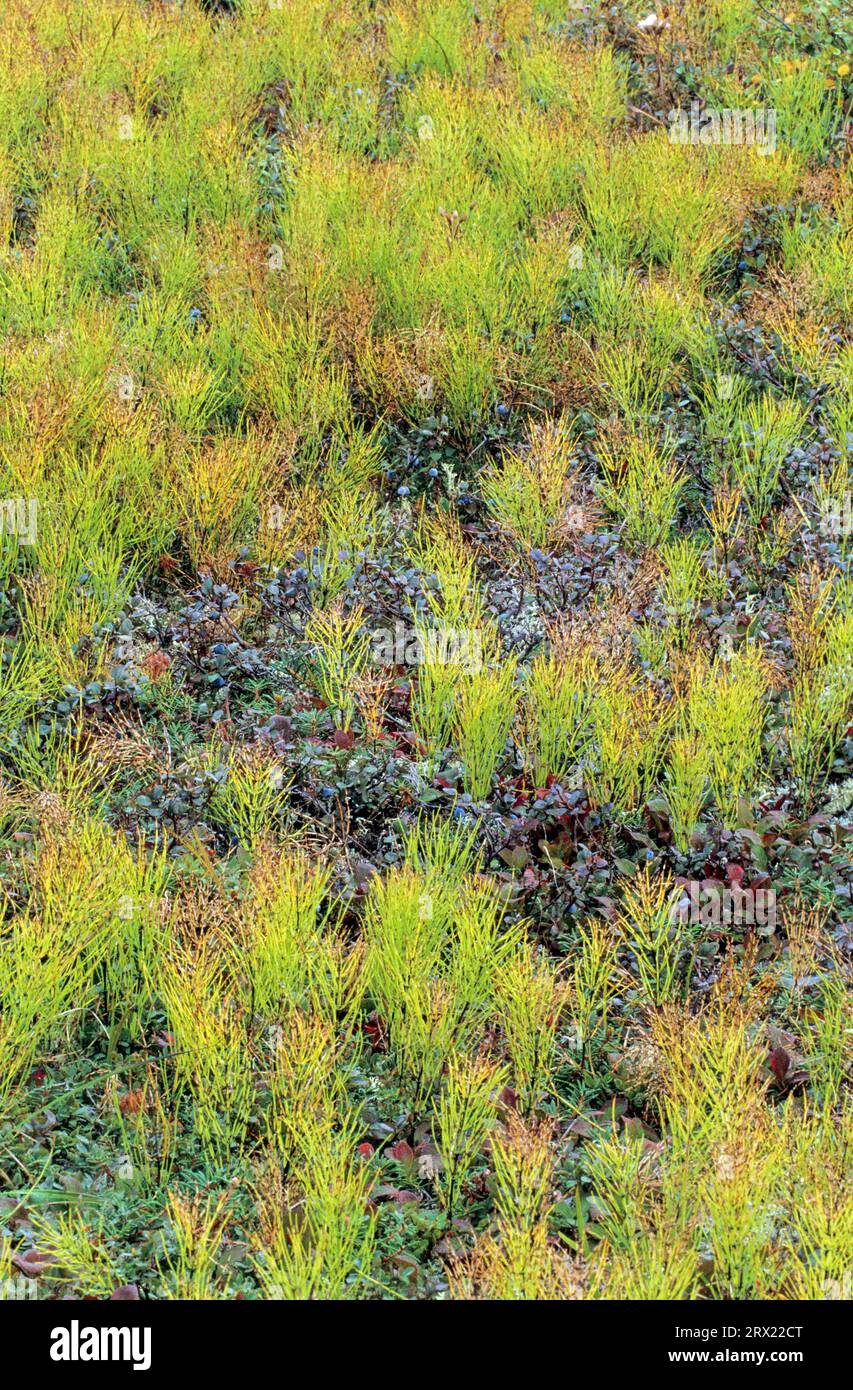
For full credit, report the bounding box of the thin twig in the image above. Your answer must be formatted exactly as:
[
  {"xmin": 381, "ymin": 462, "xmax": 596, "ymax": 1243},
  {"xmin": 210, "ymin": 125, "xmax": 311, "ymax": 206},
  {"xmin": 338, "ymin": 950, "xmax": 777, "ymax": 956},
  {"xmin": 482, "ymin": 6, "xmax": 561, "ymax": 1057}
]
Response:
[
  {"xmin": 628, "ymin": 103, "xmax": 667, "ymax": 127},
  {"xmin": 754, "ymin": 3, "xmax": 796, "ymax": 34}
]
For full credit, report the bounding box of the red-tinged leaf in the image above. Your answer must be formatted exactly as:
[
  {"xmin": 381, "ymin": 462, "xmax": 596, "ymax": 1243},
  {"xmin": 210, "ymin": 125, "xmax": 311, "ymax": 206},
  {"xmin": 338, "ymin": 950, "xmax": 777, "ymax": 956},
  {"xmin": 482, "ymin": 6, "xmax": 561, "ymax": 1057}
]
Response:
[
  {"xmin": 110, "ymin": 1285, "xmax": 141, "ymax": 1300},
  {"xmin": 363, "ymin": 1014, "xmax": 386, "ymax": 1051},
  {"xmin": 387, "ymin": 1140, "xmax": 415, "ymax": 1164},
  {"xmin": 592, "ymin": 895, "xmax": 619, "ymax": 922},
  {"xmin": 12, "ymin": 1248, "xmax": 56, "ymax": 1278},
  {"xmin": 770, "ymin": 1046, "xmax": 790, "ymax": 1086},
  {"xmin": 499, "ymin": 846, "xmax": 529, "ymax": 870},
  {"xmin": 498, "ymin": 1086, "xmax": 519, "ymax": 1112},
  {"xmin": 726, "ymin": 863, "xmax": 745, "ymax": 886},
  {"xmin": 0, "ymin": 1198, "xmax": 25, "ymax": 1225},
  {"xmin": 739, "ymin": 822, "xmax": 766, "ymax": 845},
  {"xmin": 356, "ymin": 1142, "xmax": 374, "ymax": 1159},
  {"xmin": 591, "ymin": 1096, "xmax": 629, "ymax": 1121},
  {"xmin": 330, "ymin": 728, "xmax": 355, "ymax": 750},
  {"xmin": 372, "ymin": 1184, "xmax": 417, "ymax": 1203}
]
